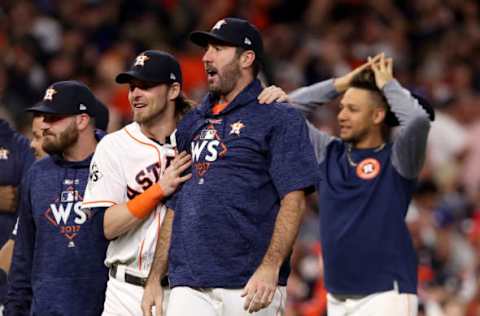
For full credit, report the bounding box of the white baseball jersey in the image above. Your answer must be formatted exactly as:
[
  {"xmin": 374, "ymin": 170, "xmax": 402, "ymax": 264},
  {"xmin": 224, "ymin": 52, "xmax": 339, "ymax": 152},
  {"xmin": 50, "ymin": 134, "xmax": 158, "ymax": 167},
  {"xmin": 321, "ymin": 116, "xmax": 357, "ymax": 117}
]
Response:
[{"xmin": 82, "ymin": 122, "xmax": 175, "ymax": 277}]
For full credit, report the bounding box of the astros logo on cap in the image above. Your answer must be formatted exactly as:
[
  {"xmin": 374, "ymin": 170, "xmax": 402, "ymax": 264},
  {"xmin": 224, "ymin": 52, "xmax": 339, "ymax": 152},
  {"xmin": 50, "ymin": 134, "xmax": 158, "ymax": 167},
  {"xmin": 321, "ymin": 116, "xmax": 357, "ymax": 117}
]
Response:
[
  {"xmin": 356, "ymin": 158, "xmax": 381, "ymax": 180},
  {"xmin": 134, "ymin": 54, "xmax": 150, "ymax": 67},
  {"xmin": 212, "ymin": 19, "xmax": 226, "ymax": 30},
  {"xmin": 44, "ymin": 88, "xmax": 57, "ymax": 101}
]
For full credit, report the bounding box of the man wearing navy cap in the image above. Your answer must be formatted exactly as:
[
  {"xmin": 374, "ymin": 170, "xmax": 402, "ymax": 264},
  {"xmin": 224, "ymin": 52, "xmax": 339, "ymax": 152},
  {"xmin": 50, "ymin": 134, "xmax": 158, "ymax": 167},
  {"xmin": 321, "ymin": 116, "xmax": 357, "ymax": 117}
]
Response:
[
  {"xmin": 81, "ymin": 50, "xmax": 194, "ymax": 316},
  {"xmin": 4, "ymin": 81, "xmax": 110, "ymax": 316},
  {"xmin": 142, "ymin": 18, "xmax": 319, "ymax": 316}
]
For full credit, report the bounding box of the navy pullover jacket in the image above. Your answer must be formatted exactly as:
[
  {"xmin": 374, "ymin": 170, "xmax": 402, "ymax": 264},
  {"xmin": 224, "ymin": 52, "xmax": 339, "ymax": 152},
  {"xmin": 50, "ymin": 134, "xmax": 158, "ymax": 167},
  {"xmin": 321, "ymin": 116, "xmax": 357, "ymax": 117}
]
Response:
[
  {"xmin": 4, "ymin": 152, "xmax": 108, "ymax": 316},
  {"xmin": 0, "ymin": 119, "xmax": 34, "ymax": 303},
  {"xmin": 167, "ymin": 79, "xmax": 319, "ymax": 288}
]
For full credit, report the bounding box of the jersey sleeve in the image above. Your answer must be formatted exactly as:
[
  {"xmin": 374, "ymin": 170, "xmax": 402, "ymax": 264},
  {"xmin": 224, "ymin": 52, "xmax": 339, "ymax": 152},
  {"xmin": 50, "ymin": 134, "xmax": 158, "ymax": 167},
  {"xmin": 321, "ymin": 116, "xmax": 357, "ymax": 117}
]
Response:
[
  {"xmin": 385, "ymin": 80, "xmax": 431, "ymax": 179},
  {"xmin": 288, "ymin": 80, "xmax": 337, "ymax": 164},
  {"xmin": 288, "ymin": 79, "xmax": 340, "ymax": 115},
  {"xmin": 82, "ymin": 136, "xmax": 125, "ymax": 209},
  {"xmin": 268, "ymin": 107, "xmax": 319, "ymax": 198}
]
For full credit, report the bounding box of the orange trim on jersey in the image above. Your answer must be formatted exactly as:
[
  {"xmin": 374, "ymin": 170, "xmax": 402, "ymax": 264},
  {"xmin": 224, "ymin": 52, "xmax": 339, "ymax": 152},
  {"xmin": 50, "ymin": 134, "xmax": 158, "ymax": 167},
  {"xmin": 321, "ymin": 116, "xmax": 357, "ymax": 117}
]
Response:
[
  {"xmin": 138, "ymin": 239, "xmax": 145, "ymax": 271},
  {"xmin": 82, "ymin": 200, "xmax": 118, "ymax": 206},
  {"xmin": 211, "ymin": 102, "xmax": 228, "ymax": 115},
  {"xmin": 124, "ymin": 127, "xmax": 162, "ymax": 162}
]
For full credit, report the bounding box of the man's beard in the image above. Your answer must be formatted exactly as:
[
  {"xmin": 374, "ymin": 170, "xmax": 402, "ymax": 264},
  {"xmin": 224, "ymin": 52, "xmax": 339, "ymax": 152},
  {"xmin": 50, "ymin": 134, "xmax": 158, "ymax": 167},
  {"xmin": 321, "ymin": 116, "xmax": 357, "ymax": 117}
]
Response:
[
  {"xmin": 208, "ymin": 58, "xmax": 241, "ymax": 97},
  {"xmin": 42, "ymin": 121, "xmax": 79, "ymax": 156}
]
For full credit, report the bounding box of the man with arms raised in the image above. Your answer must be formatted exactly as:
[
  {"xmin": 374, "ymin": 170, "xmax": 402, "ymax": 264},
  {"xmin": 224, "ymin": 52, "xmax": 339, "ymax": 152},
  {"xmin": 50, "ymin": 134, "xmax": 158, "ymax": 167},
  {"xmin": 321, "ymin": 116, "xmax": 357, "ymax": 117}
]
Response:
[{"xmin": 279, "ymin": 54, "xmax": 434, "ymax": 315}]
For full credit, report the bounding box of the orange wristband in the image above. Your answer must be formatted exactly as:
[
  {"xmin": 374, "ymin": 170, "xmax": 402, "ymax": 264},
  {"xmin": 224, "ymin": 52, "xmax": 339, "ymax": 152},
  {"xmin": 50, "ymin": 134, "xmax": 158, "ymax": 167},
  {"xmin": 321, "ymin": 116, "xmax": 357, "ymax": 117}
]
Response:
[{"xmin": 127, "ymin": 184, "xmax": 165, "ymax": 219}]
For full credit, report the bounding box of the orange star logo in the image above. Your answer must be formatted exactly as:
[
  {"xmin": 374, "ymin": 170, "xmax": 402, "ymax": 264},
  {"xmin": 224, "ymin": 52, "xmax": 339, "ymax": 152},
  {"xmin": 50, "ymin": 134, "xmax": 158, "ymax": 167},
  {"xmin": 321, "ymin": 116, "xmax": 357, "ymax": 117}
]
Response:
[
  {"xmin": 43, "ymin": 88, "xmax": 57, "ymax": 101},
  {"xmin": 230, "ymin": 121, "xmax": 245, "ymax": 135},
  {"xmin": 134, "ymin": 54, "xmax": 150, "ymax": 67}
]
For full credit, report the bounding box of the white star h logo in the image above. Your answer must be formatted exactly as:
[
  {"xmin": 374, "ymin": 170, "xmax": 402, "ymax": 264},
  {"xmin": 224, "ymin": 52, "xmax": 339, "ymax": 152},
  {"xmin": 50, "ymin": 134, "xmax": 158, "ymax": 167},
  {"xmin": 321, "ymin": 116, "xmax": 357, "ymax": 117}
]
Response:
[
  {"xmin": 212, "ymin": 19, "xmax": 226, "ymax": 31},
  {"xmin": 134, "ymin": 54, "xmax": 150, "ymax": 67},
  {"xmin": 230, "ymin": 121, "xmax": 245, "ymax": 135},
  {"xmin": 43, "ymin": 88, "xmax": 57, "ymax": 101},
  {"xmin": 362, "ymin": 163, "xmax": 375, "ymax": 174}
]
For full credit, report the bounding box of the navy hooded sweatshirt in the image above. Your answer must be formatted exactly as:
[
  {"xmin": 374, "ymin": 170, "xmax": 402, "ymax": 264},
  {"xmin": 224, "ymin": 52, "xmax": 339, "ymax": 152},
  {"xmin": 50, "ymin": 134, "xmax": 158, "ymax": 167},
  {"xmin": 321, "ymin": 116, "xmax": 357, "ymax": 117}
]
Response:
[
  {"xmin": 4, "ymin": 152, "xmax": 108, "ymax": 316},
  {"xmin": 0, "ymin": 119, "xmax": 34, "ymax": 303}
]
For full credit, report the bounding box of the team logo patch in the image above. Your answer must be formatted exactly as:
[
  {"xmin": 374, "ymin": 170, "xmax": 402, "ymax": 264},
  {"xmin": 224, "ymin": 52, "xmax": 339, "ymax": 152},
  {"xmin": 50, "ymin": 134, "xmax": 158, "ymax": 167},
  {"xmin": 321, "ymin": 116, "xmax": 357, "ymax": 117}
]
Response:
[
  {"xmin": 230, "ymin": 121, "xmax": 245, "ymax": 135},
  {"xmin": 43, "ymin": 185, "xmax": 89, "ymax": 248},
  {"xmin": 134, "ymin": 54, "xmax": 150, "ymax": 67},
  {"xmin": 0, "ymin": 147, "xmax": 9, "ymax": 160},
  {"xmin": 356, "ymin": 158, "xmax": 381, "ymax": 180},
  {"xmin": 89, "ymin": 162, "xmax": 103, "ymax": 183},
  {"xmin": 192, "ymin": 124, "xmax": 228, "ymax": 184},
  {"xmin": 43, "ymin": 88, "xmax": 57, "ymax": 101}
]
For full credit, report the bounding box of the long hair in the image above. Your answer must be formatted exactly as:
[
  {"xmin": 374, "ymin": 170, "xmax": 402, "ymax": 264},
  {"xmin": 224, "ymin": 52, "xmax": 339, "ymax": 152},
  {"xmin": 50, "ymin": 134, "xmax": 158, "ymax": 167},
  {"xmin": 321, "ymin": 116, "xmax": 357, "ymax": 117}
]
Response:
[{"xmin": 174, "ymin": 92, "xmax": 196, "ymax": 120}]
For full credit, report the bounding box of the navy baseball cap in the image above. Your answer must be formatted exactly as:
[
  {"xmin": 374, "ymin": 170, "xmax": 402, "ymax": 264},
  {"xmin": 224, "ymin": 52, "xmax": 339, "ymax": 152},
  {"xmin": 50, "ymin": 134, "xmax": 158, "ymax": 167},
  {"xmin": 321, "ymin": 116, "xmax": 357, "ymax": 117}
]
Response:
[
  {"xmin": 27, "ymin": 80, "xmax": 109, "ymax": 131},
  {"xmin": 385, "ymin": 92, "xmax": 435, "ymax": 127},
  {"xmin": 190, "ymin": 17, "xmax": 264, "ymax": 60},
  {"xmin": 115, "ymin": 50, "xmax": 182, "ymax": 86}
]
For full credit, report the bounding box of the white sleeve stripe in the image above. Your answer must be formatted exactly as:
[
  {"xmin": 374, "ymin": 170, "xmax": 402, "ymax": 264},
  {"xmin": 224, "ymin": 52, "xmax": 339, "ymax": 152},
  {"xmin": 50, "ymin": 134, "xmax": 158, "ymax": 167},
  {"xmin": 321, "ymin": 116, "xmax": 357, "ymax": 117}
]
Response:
[{"xmin": 81, "ymin": 200, "xmax": 117, "ymax": 209}]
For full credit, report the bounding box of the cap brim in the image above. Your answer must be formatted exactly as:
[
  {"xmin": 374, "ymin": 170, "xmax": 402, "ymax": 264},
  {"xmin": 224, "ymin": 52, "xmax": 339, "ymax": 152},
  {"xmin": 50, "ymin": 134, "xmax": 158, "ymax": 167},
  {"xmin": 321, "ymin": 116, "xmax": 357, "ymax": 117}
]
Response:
[
  {"xmin": 26, "ymin": 102, "xmax": 62, "ymax": 114},
  {"xmin": 190, "ymin": 31, "xmax": 237, "ymax": 48},
  {"xmin": 116, "ymin": 70, "xmax": 145, "ymax": 84}
]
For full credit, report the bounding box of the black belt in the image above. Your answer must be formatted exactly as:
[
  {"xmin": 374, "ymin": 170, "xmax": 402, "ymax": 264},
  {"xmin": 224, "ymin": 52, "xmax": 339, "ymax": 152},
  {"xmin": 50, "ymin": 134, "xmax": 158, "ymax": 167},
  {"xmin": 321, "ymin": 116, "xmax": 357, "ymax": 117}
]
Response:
[{"xmin": 110, "ymin": 265, "xmax": 169, "ymax": 288}]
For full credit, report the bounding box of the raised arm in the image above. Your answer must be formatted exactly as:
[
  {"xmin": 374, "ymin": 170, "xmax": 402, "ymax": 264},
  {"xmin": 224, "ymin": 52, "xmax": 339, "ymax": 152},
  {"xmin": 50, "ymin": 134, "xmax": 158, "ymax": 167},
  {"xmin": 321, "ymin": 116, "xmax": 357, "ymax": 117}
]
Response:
[{"xmin": 370, "ymin": 56, "xmax": 431, "ymax": 179}]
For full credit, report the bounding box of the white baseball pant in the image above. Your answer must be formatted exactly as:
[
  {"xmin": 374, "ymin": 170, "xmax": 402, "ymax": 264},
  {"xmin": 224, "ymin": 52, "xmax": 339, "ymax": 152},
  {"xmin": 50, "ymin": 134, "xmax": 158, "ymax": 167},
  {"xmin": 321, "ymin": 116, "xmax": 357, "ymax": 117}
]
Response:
[
  {"xmin": 327, "ymin": 288, "xmax": 418, "ymax": 316},
  {"xmin": 166, "ymin": 286, "xmax": 286, "ymax": 316},
  {"xmin": 102, "ymin": 276, "xmax": 170, "ymax": 316}
]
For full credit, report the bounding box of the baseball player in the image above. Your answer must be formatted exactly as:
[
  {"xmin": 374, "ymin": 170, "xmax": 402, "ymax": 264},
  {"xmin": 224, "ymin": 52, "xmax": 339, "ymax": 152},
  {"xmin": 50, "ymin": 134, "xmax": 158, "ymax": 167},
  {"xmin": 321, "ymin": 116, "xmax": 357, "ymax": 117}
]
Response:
[
  {"xmin": 0, "ymin": 117, "xmax": 35, "ymax": 307},
  {"xmin": 0, "ymin": 115, "xmax": 46, "ymax": 311},
  {"xmin": 81, "ymin": 51, "xmax": 193, "ymax": 316},
  {"xmin": 142, "ymin": 18, "xmax": 319, "ymax": 316},
  {"xmin": 278, "ymin": 54, "xmax": 434, "ymax": 315},
  {"xmin": 4, "ymin": 80, "xmax": 110, "ymax": 316}
]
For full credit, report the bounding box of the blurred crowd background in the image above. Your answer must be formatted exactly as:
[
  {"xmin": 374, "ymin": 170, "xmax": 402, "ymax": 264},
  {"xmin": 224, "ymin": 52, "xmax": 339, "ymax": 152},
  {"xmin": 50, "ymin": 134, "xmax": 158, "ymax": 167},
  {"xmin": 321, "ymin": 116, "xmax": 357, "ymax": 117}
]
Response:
[{"xmin": 1, "ymin": 0, "xmax": 480, "ymax": 315}]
